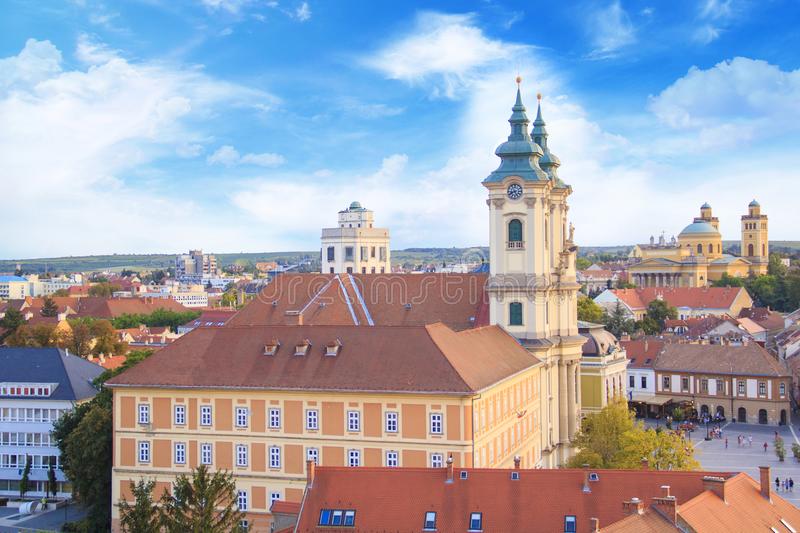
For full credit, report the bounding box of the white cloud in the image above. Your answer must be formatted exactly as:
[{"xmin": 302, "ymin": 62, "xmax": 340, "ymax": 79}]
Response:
[
  {"xmin": 364, "ymin": 12, "xmax": 525, "ymax": 98},
  {"xmin": 699, "ymin": 0, "xmax": 735, "ymax": 20},
  {"xmin": 75, "ymin": 33, "xmax": 120, "ymax": 64},
  {"xmin": 338, "ymin": 98, "xmax": 404, "ymax": 119},
  {"xmin": 200, "ymin": 0, "xmax": 250, "ymax": 14},
  {"xmin": 693, "ymin": 24, "xmax": 721, "ymax": 45},
  {"xmin": 207, "ymin": 145, "xmax": 286, "ymax": 167},
  {"xmin": 584, "ymin": 1, "xmax": 636, "ymax": 59},
  {"xmin": 0, "ymin": 38, "xmax": 276, "ymax": 256},
  {"xmin": 694, "ymin": 0, "xmax": 742, "ymax": 44},
  {"xmin": 294, "ymin": 2, "xmax": 311, "ymax": 21}
]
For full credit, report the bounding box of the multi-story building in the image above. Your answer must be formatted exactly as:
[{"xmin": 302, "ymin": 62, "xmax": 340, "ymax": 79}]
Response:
[
  {"xmin": 593, "ymin": 286, "xmax": 753, "ymax": 321},
  {"xmin": 320, "ymin": 202, "xmax": 390, "ymax": 274},
  {"xmin": 108, "ymin": 83, "xmax": 582, "ymax": 531},
  {"xmin": 175, "ymin": 249, "xmax": 217, "ymax": 277},
  {"xmin": 652, "ymin": 343, "xmax": 791, "ymax": 424},
  {"xmin": 578, "ymin": 322, "xmax": 628, "ymax": 414},
  {"xmin": 0, "ymin": 347, "xmax": 103, "ymax": 498},
  {"xmin": 0, "ymin": 275, "xmax": 28, "ymax": 300},
  {"xmin": 622, "ymin": 339, "xmax": 663, "ymax": 418},
  {"xmin": 627, "ymin": 202, "xmax": 768, "ymax": 287}
]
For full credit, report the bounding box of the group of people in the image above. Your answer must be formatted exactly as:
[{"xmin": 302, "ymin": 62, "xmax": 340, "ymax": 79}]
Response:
[
  {"xmin": 776, "ymin": 477, "xmax": 795, "ymax": 492},
  {"xmin": 734, "ymin": 434, "xmax": 753, "ymax": 447}
]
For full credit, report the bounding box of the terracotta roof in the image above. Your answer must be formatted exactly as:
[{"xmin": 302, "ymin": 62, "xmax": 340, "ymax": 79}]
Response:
[
  {"xmin": 579, "ymin": 269, "xmax": 615, "ymax": 278},
  {"xmin": 655, "ymin": 343, "xmax": 788, "ymax": 377},
  {"xmin": 228, "ymin": 273, "xmax": 489, "ymax": 331},
  {"xmin": 610, "ymin": 287, "xmax": 748, "ymax": 311},
  {"xmin": 106, "ymin": 323, "xmax": 540, "ymax": 393},
  {"xmin": 270, "ymin": 500, "xmax": 301, "ymax": 514},
  {"xmin": 294, "ymin": 467, "xmax": 733, "ymax": 532},
  {"xmin": 738, "ymin": 306, "xmax": 785, "ymax": 331},
  {"xmin": 74, "ymin": 296, "xmax": 189, "ymax": 318},
  {"xmin": 182, "ymin": 309, "xmax": 237, "ymax": 328},
  {"xmin": 600, "ymin": 509, "xmax": 676, "ymax": 532},
  {"xmin": 621, "ymin": 339, "xmax": 664, "ymax": 368}
]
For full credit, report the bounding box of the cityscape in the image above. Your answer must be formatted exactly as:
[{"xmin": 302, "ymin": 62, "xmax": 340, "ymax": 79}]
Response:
[{"xmin": 2, "ymin": 1, "xmax": 800, "ymax": 532}]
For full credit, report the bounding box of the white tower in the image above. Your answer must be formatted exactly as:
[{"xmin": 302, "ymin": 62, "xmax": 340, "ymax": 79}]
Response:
[
  {"xmin": 321, "ymin": 202, "xmax": 391, "ymax": 274},
  {"xmin": 482, "ymin": 81, "xmax": 584, "ymax": 466}
]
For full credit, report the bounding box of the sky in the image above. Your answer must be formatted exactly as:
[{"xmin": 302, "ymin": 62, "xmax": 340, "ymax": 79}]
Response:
[{"xmin": 1, "ymin": 0, "xmax": 799, "ymax": 258}]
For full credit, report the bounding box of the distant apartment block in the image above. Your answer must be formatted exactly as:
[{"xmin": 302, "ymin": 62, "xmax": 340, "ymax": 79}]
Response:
[
  {"xmin": 175, "ymin": 249, "xmax": 217, "ymax": 277},
  {"xmin": 321, "ymin": 202, "xmax": 390, "ymax": 274},
  {"xmin": 0, "ymin": 276, "xmax": 28, "ymax": 300}
]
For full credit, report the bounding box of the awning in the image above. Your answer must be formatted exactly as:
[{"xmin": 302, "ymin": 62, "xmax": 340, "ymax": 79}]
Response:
[{"xmin": 628, "ymin": 392, "xmax": 672, "ymax": 405}]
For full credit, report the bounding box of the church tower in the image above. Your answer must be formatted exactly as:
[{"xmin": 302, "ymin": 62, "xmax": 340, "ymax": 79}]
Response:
[
  {"xmin": 482, "ymin": 80, "xmax": 584, "ymax": 466},
  {"xmin": 741, "ymin": 200, "xmax": 769, "ymax": 275}
]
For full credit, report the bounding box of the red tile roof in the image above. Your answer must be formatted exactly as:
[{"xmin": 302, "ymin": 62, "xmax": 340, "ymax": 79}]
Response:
[
  {"xmin": 738, "ymin": 306, "xmax": 785, "ymax": 331},
  {"xmin": 270, "ymin": 500, "xmax": 301, "ymax": 514},
  {"xmin": 620, "ymin": 339, "xmax": 664, "ymax": 368},
  {"xmin": 74, "ymin": 296, "xmax": 189, "ymax": 318},
  {"xmin": 106, "ymin": 323, "xmax": 540, "ymax": 393},
  {"xmin": 610, "ymin": 287, "xmax": 747, "ymax": 311},
  {"xmin": 228, "ymin": 273, "xmax": 489, "ymax": 331},
  {"xmin": 294, "ymin": 467, "xmax": 735, "ymax": 532},
  {"xmin": 655, "ymin": 343, "xmax": 788, "ymax": 377}
]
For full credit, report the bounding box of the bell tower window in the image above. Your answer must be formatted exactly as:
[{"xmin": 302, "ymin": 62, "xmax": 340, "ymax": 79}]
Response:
[
  {"xmin": 509, "ymin": 302, "xmax": 523, "ymax": 326},
  {"xmin": 748, "ymin": 243, "xmax": 754, "ymax": 256},
  {"xmin": 507, "ymin": 219, "xmax": 523, "ymax": 249},
  {"xmin": 696, "ymin": 244, "xmax": 702, "ymax": 255}
]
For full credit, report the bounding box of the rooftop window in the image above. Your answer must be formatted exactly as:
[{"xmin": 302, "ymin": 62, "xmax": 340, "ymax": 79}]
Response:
[
  {"xmin": 564, "ymin": 515, "xmax": 577, "ymax": 533},
  {"xmin": 319, "ymin": 509, "xmax": 356, "ymax": 527},
  {"xmin": 1, "ymin": 384, "xmax": 54, "ymax": 397},
  {"xmin": 423, "ymin": 511, "xmax": 436, "ymax": 530},
  {"xmin": 294, "ymin": 339, "xmax": 312, "ymax": 356},
  {"xmin": 469, "ymin": 512, "xmax": 482, "ymax": 532},
  {"xmin": 325, "ymin": 339, "xmax": 342, "ymax": 357},
  {"xmin": 263, "ymin": 339, "xmax": 280, "ymax": 356}
]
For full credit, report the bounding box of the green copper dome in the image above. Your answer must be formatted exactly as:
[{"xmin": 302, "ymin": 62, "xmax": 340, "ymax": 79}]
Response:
[
  {"xmin": 679, "ymin": 221, "xmax": 719, "ymax": 236},
  {"xmin": 349, "ymin": 201, "xmax": 363, "ymax": 210},
  {"xmin": 749, "ymin": 199, "xmax": 760, "ymax": 207}
]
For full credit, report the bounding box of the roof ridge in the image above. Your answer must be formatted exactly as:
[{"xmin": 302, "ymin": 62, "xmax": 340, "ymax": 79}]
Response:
[{"xmin": 424, "ymin": 323, "xmax": 476, "ymax": 392}]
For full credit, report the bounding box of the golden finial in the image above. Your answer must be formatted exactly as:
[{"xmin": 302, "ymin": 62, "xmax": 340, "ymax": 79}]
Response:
[
  {"xmin": 537, "ymin": 92, "xmax": 542, "ymax": 101},
  {"xmin": 515, "ymin": 75, "xmax": 522, "ymax": 85}
]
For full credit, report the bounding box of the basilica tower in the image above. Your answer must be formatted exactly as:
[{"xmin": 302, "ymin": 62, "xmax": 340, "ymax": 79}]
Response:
[
  {"xmin": 741, "ymin": 200, "xmax": 769, "ymax": 275},
  {"xmin": 482, "ymin": 81, "xmax": 584, "ymax": 466}
]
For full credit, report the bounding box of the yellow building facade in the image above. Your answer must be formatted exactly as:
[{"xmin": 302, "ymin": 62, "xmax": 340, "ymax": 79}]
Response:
[
  {"xmin": 628, "ymin": 202, "xmax": 768, "ymax": 287},
  {"xmin": 578, "ymin": 322, "xmax": 628, "ymax": 414}
]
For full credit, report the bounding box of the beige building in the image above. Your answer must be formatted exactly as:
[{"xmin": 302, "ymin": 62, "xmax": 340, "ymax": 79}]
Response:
[
  {"xmin": 579, "ymin": 321, "xmax": 629, "ymax": 414},
  {"xmin": 320, "ymin": 202, "xmax": 390, "ymax": 274},
  {"xmin": 628, "ymin": 202, "xmax": 768, "ymax": 287},
  {"xmin": 175, "ymin": 249, "xmax": 217, "ymax": 277},
  {"xmin": 0, "ymin": 276, "xmax": 28, "ymax": 300}
]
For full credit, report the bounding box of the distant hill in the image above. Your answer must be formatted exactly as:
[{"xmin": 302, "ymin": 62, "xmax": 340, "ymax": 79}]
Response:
[{"xmin": 2, "ymin": 241, "xmax": 797, "ymax": 274}]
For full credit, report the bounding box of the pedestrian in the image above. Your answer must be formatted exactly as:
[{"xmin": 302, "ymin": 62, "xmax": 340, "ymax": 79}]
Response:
[
  {"xmin": 749, "ymin": 435, "xmax": 753, "ymax": 447},
  {"xmin": 791, "ymin": 478, "xmax": 795, "ymax": 492},
  {"xmin": 777, "ymin": 477, "xmax": 781, "ymax": 491},
  {"xmin": 725, "ymin": 437, "xmax": 728, "ymax": 449},
  {"xmin": 765, "ymin": 442, "xmax": 769, "ymax": 453}
]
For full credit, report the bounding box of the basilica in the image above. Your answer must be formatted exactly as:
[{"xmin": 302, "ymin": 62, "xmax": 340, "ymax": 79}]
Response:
[{"xmin": 628, "ymin": 201, "xmax": 769, "ymax": 287}]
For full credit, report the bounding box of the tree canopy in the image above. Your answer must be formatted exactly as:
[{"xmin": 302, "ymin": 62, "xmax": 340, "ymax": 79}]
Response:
[
  {"xmin": 577, "ymin": 296, "xmax": 606, "ymax": 323},
  {"xmin": 112, "ymin": 309, "xmax": 201, "ymax": 331},
  {"xmin": 158, "ymin": 466, "xmax": 245, "ymax": 533}
]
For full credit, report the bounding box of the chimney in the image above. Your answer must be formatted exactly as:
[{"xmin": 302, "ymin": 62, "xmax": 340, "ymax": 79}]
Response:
[
  {"xmin": 446, "ymin": 455, "xmax": 454, "ymax": 483},
  {"xmin": 702, "ymin": 476, "xmax": 727, "ymax": 503},
  {"xmin": 589, "ymin": 517, "xmax": 600, "ymax": 532},
  {"xmin": 644, "ymin": 340, "xmax": 649, "ymax": 352},
  {"xmin": 306, "ymin": 459, "xmax": 315, "ymax": 487},
  {"xmin": 284, "ymin": 310, "xmax": 303, "ymax": 326},
  {"xmin": 582, "ymin": 465, "xmax": 591, "ymax": 493},
  {"xmin": 651, "ymin": 486, "xmax": 677, "ymax": 524},
  {"xmin": 622, "ymin": 497, "xmax": 644, "ymax": 516},
  {"xmin": 759, "ymin": 466, "xmax": 771, "ymax": 501},
  {"xmin": 513, "ymin": 456, "xmax": 521, "ymax": 470}
]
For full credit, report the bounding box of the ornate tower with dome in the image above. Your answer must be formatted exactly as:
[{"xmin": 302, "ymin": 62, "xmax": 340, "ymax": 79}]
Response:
[
  {"xmin": 482, "ymin": 81, "xmax": 584, "ymax": 466},
  {"xmin": 741, "ymin": 200, "xmax": 769, "ymax": 275}
]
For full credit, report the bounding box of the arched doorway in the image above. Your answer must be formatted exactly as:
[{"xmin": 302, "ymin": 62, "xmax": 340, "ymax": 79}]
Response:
[
  {"xmin": 715, "ymin": 406, "xmax": 725, "ymax": 420},
  {"xmin": 738, "ymin": 407, "xmax": 747, "ymax": 423},
  {"xmin": 781, "ymin": 410, "xmax": 787, "ymax": 426},
  {"xmin": 700, "ymin": 405, "xmax": 709, "ymax": 417},
  {"xmin": 758, "ymin": 409, "xmax": 768, "ymax": 424}
]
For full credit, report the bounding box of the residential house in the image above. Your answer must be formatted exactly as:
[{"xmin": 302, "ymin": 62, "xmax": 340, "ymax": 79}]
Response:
[
  {"xmin": 577, "ymin": 265, "xmax": 618, "ymax": 295},
  {"xmin": 594, "ymin": 287, "xmax": 753, "ymax": 321},
  {"xmin": 622, "ymin": 339, "xmax": 664, "ymax": 418}
]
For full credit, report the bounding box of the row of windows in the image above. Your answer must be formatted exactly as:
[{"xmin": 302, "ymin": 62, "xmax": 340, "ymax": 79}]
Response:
[
  {"xmin": 0, "ymin": 454, "xmax": 59, "ymax": 469},
  {"xmin": 661, "ymin": 376, "xmax": 785, "ymax": 397},
  {"xmin": 0, "ymin": 432, "xmax": 53, "ymax": 447},
  {"xmin": 0, "ymin": 408, "xmax": 67, "ymax": 423},
  {"xmin": 136, "ymin": 440, "xmax": 446, "ymax": 469},
  {"xmin": 139, "ymin": 404, "xmax": 444, "ymax": 435},
  {"xmin": 0, "ymin": 385, "xmax": 52, "ymax": 397},
  {"xmin": 326, "ymin": 246, "xmax": 387, "ymax": 263},
  {"xmin": 629, "ymin": 375, "xmax": 648, "ymax": 389}
]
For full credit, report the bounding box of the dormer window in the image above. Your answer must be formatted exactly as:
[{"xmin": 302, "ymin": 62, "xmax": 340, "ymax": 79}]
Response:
[
  {"xmin": 295, "ymin": 339, "xmax": 312, "ymax": 356},
  {"xmin": 469, "ymin": 512, "xmax": 483, "ymax": 532},
  {"xmin": 423, "ymin": 511, "xmax": 437, "ymax": 530},
  {"xmin": 325, "ymin": 339, "xmax": 342, "ymax": 357},
  {"xmin": 263, "ymin": 339, "xmax": 280, "ymax": 356}
]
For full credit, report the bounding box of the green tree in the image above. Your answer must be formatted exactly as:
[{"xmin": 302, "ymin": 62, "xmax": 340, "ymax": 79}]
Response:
[
  {"xmin": 577, "ymin": 296, "xmax": 606, "ymax": 323},
  {"xmin": 159, "ymin": 466, "xmax": 245, "ymax": 533},
  {"xmin": 712, "ymin": 273, "xmax": 745, "ymax": 288},
  {"xmin": 619, "ymin": 427, "xmax": 699, "ymax": 471},
  {"xmin": 52, "ymin": 288, "xmax": 70, "ymax": 297},
  {"xmin": 604, "ymin": 301, "xmax": 636, "ymax": 338},
  {"xmin": 644, "ymin": 299, "xmax": 677, "ymax": 331},
  {"xmin": 20, "ymin": 455, "xmax": 32, "ymax": 498},
  {"xmin": 776, "ymin": 436, "xmax": 786, "ymax": 462},
  {"xmin": 48, "ymin": 461, "xmax": 58, "ymax": 498},
  {"xmin": 768, "ymin": 253, "xmax": 788, "ymax": 277},
  {"xmin": 41, "ymin": 296, "xmax": 59, "ymax": 317},
  {"xmin": 118, "ymin": 479, "xmax": 161, "ymax": 533},
  {"xmin": 616, "ymin": 280, "xmax": 637, "ymax": 289},
  {"xmin": 747, "ymin": 275, "xmax": 779, "ymax": 308},
  {"xmin": 636, "ymin": 316, "xmax": 661, "ymax": 335},
  {"xmin": 88, "ymin": 282, "xmax": 121, "ymax": 297},
  {"xmin": 576, "ymin": 257, "xmax": 592, "ymax": 270},
  {"xmin": 66, "ymin": 319, "xmax": 95, "ymax": 357},
  {"xmin": 0, "ymin": 307, "xmax": 26, "ymax": 341}
]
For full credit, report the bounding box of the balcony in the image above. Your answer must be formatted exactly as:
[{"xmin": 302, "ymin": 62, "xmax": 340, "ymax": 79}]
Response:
[{"xmin": 507, "ymin": 241, "xmax": 524, "ymax": 250}]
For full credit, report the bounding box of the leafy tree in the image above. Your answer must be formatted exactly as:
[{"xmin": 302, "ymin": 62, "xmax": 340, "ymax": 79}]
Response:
[
  {"xmin": 48, "ymin": 461, "xmax": 58, "ymax": 498},
  {"xmin": 604, "ymin": 301, "xmax": 636, "ymax": 338},
  {"xmin": 576, "ymin": 257, "xmax": 592, "ymax": 270},
  {"xmin": 644, "ymin": 299, "xmax": 677, "ymax": 331},
  {"xmin": 159, "ymin": 466, "xmax": 245, "ymax": 533},
  {"xmin": 0, "ymin": 307, "xmax": 26, "ymax": 341},
  {"xmin": 616, "ymin": 281, "xmax": 636, "ymax": 289},
  {"xmin": 768, "ymin": 253, "xmax": 788, "ymax": 277},
  {"xmin": 619, "ymin": 427, "xmax": 699, "ymax": 471},
  {"xmin": 31, "ymin": 323, "xmax": 59, "ymax": 347},
  {"xmin": 41, "ymin": 296, "xmax": 59, "ymax": 317},
  {"xmin": 712, "ymin": 273, "xmax": 745, "ymax": 288},
  {"xmin": 118, "ymin": 479, "xmax": 161, "ymax": 533},
  {"xmin": 52, "ymin": 288, "xmax": 71, "ymax": 297},
  {"xmin": 90, "ymin": 319, "xmax": 126, "ymax": 356},
  {"xmin": 112, "ymin": 309, "xmax": 200, "ymax": 332},
  {"xmin": 65, "ymin": 319, "xmax": 94, "ymax": 357},
  {"xmin": 776, "ymin": 436, "xmax": 786, "ymax": 462},
  {"xmin": 636, "ymin": 316, "xmax": 661, "ymax": 335},
  {"xmin": 88, "ymin": 282, "xmax": 121, "ymax": 297},
  {"xmin": 577, "ymin": 296, "xmax": 605, "ymax": 323},
  {"xmin": 20, "ymin": 455, "xmax": 32, "ymax": 498}
]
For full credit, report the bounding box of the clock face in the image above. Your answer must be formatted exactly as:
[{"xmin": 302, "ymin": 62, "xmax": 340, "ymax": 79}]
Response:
[{"xmin": 507, "ymin": 183, "xmax": 523, "ymax": 200}]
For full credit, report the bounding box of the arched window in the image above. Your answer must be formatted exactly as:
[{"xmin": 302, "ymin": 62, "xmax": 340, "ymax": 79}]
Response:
[
  {"xmin": 508, "ymin": 219, "xmax": 523, "ymax": 247},
  {"xmin": 708, "ymin": 243, "xmax": 713, "ymax": 254},
  {"xmin": 762, "ymin": 244, "xmax": 765, "ymax": 256},
  {"xmin": 748, "ymin": 243, "xmax": 754, "ymax": 256},
  {"xmin": 509, "ymin": 302, "xmax": 523, "ymax": 326},
  {"xmin": 697, "ymin": 244, "xmax": 703, "ymax": 254},
  {"xmin": 717, "ymin": 244, "xmax": 721, "ymax": 253}
]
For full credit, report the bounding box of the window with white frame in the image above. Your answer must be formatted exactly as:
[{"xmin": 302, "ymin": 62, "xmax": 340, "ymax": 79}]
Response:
[
  {"xmin": 269, "ymin": 408, "xmax": 281, "ymax": 429},
  {"xmin": 174, "ymin": 442, "xmax": 186, "ymax": 464},
  {"xmin": 738, "ymin": 381, "xmax": 746, "ymax": 395},
  {"xmin": 307, "ymin": 447, "xmax": 318, "ymax": 463},
  {"xmin": 347, "ymin": 411, "xmax": 360, "ymax": 432},
  {"xmin": 469, "ymin": 512, "xmax": 482, "ymax": 531},
  {"xmin": 424, "ymin": 511, "xmax": 437, "ymax": 530},
  {"xmin": 269, "ymin": 446, "xmax": 281, "ymax": 469},
  {"xmin": 270, "ymin": 491, "xmax": 281, "ymax": 504},
  {"xmin": 431, "ymin": 453, "xmax": 443, "ymax": 468},
  {"xmin": 236, "ymin": 444, "xmax": 248, "ymax": 467},
  {"xmin": 138, "ymin": 404, "xmax": 150, "ymax": 424},
  {"xmin": 430, "ymin": 413, "xmax": 443, "ymax": 435},
  {"xmin": 236, "ymin": 407, "xmax": 248, "ymax": 428},
  {"xmin": 780, "ymin": 382, "xmax": 786, "ymax": 396},
  {"xmin": 237, "ymin": 490, "xmax": 248, "ymax": 511},
  {"xmin": 138, "ymin": 441, "xmax": 150, "ymax": 463},
  {"xmin": 385, "ymin": 411, "xmax": 398, "ymax": 433},
  {"xmin": 386, "ymin": 451, "xmax": 398, "ymax": 467},
  {"xmin": 306, "ymin": 409, "xmax": 318, "ymax": 430},
  {"xmin": 200, "ymin": 405, "xmax": 212, "ymax": 426},
  {"xmin": 200, "ymin": 443, "xmax": 212, "ymax": 465},
  {"xmin": 348, "ymin": 449, "xmax": 360, "ymax": 467},
  {"xmin": 174, "ymin": 404, "xmax": 185, "ymax": 425},
  {"xmin": 759, "ymin": 382, "xmax": 767, "ymax": 396},
  {"xmin": 239, "ymin": 520, "xmax": 249, "ymax": 531}
]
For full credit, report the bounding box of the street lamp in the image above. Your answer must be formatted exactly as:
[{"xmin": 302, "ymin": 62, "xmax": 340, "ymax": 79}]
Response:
[{"xmin": 704, "ymin": 415, "xmax": 712, "ymax": 441}]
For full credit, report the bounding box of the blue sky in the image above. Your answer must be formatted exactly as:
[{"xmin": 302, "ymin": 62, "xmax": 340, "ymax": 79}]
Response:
[{"xmin": 1, "ymin": 0, "xmax": 799, "ymax": 257}]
